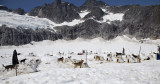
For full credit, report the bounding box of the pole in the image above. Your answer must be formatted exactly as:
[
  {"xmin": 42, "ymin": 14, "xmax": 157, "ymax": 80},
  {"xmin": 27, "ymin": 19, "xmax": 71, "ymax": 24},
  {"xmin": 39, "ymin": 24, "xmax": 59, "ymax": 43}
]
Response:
[
  {"xmin": 86, "ymin": 50, "xmax": 87, "ymax": 63},
  {"xmin": 138, "ymin": 46, "xmax": 141, "ymax": 63},
  {"xmin": 16, "ymin": 64, "xmax": 18, "ymax": 76},
  {"xmin": 139, "ymin": 46, "xmax": 141, "ymax": 56}
]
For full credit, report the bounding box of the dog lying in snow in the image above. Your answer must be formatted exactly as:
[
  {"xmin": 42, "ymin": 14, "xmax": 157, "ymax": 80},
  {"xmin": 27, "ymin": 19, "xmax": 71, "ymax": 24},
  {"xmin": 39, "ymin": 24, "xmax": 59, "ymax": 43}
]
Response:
[
  {"xmin": 144, "ymin": 57, "xmax": 150, "ymax": 60},
  {"xmin": 94, "ymin": 56, "xmax": 101, "ymax": 61},
  {"xmin": 94, "ymin": 56, "xmax": 104, "ymax": 61},
  {"xmin": 57, "ymin": 57, "xmax": 64, "ymax": 63}
]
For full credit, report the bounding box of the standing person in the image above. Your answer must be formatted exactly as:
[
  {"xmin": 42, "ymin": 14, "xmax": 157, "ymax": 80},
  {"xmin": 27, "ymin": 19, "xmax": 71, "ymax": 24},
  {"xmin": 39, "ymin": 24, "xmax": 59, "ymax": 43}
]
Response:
[{"xmin": 12, "ymin": 49, "xmax": 19, "ymax": 65}]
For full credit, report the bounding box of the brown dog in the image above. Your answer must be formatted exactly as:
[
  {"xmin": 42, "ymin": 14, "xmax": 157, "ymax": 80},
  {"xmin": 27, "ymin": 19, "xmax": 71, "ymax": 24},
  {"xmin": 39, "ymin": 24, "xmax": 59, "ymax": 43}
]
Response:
[
  {"xmin": 94, "ymin": 56, "xmax": 101, "ymax": 61},
  {"xmin": 73, "ymin": 60, "xmax": 84, "ymax": 68},
  {"xmin": 57, "ymin": 57, "xmax": 64, "ymax": 63}
]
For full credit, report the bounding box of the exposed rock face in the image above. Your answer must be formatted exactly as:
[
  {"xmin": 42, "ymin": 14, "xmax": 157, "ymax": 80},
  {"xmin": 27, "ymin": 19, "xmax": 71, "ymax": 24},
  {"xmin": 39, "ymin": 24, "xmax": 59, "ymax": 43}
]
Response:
[
  {"xmin": 83, "ymin": 7, "xmax": 104, "ymax": 20},
  {"xmin": 28, "ymin": 0, "xmax": 80, "ymax": 23},
  {"xmin": 121, "ymin": 5, "xmax": 160, "ymax": 39},
  {"xmin": 55, "ymin": 19, "xmax": 102, "ymax": 40},
  {"xmin": 0, "ymin": 6, "xmax": 25, "ymax": 15},
  {"xmin": 12, "ymin": 8, "xmax": 25, "ymax": 15},
  {"xmin": 0, "ymin": 25, "xmax": 62, "ymax": 46},
  {"xmin": 55, "ymin": 19, "xmax": 121, "ymax": 40},
  {"xmin": 28, "ymin": 6, "xmax": 41, "ymax": 16},
  {"xmin": 80, "ymin": 0, "xmax": 108, "ymax": 10},
  {"xmin": 0, "ymin": 5, "xmax": 12, "ymax": 12}
]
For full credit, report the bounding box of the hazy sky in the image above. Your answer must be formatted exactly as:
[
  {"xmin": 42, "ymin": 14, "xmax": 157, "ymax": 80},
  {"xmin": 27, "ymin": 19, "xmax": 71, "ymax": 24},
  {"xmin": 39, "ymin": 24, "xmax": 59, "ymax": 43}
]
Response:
[{"xmin": 0, "ymin": 0, "xmax": 160, "ymax": 12}]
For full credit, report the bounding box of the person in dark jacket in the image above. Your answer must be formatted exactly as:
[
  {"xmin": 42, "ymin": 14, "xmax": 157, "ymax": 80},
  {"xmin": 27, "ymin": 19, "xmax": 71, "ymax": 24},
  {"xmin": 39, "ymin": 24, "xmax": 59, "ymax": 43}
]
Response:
[{"xmin": 12, "ymin": 49, "xmax": 19, "ymax": 65}]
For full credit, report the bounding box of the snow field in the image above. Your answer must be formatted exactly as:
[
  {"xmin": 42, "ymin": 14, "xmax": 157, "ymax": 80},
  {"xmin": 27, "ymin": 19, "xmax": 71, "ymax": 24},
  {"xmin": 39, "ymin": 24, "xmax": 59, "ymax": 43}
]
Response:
[{"xmin": 0, "ymin": 36, "xmax": 160, "ymax": 84}]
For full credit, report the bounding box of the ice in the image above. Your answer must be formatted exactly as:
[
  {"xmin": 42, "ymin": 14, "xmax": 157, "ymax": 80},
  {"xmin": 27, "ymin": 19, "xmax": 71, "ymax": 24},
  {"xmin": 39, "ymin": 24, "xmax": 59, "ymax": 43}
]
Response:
[
  {"xmin": 103, "ymin": 13, "xmax": 124, "ymax": 22},
  {"xmin": 79, "ymin": 10, "xmax": 90, "ymax": 18},
  {"xmin": 53, "ymin": 19, "xmax": 84, "ymax": 27},
  {"xmin": 100, "ymin": 8, "xmax": 124, "ymax": 23}
]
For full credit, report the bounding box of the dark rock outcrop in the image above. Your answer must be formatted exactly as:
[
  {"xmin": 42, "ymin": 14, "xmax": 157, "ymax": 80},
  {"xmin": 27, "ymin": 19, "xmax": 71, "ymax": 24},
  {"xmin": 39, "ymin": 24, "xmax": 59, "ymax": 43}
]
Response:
[
  {"xmin": 0, "ymin": 6, "xmax": 25, "ymax": 15},
  {"xmin": 55, "ymin": 19, "xmax": 101, "ymax": 40},
  {"xmin": 83, "ymin": 7, "xmax": 105, "ymax": 20},
  {"xmin": 28, "ymin": 0, "xmax": 80, "ymax": 23},
  {"xmin": 55, "ymin": 19, "xmax": 120, "ymax": 40},
  {"xmin": 107, "ymin": 5, "xmax": 140, "ymax": 13},
  {"xmin": 0, "ymin": 5, "xmax": 12, "ymax": 12},
  {"xmin": 121, "ymin": 5, "xmax": 160, "ymax": 39},
  {"xmin": 0, "ymin": 25, "xmax": 62, "ymax": 46},
  {"xmin": 80, "ymin": 0, "xmax": 108, "ymax": 10},
  {"xmin": 12, "ymin": 8, "xmax": 25, "ymax": 15}
]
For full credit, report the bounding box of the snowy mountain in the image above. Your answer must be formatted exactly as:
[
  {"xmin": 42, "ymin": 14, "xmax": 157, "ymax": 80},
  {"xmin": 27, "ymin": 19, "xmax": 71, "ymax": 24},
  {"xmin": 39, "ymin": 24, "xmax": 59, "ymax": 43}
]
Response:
[
  {"xmin": 0, "ymin": 0, "xmax": 160, "ymax": 45},
  {"xmin": 0, "ymin": 0, "xmax": 160, "ymax": 83}
]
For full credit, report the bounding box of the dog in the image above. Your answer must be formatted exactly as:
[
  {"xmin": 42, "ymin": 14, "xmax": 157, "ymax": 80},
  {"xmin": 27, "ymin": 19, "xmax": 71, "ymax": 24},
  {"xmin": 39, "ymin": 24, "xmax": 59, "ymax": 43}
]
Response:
[
  {"xmin": 64, "ymin": 56, "xmax": 72, "ymax": 63},
  {"xmin": 2, "ymin": 64, "xmax": 15, "ymax": 71},
  {"xmin": 132, "ymin": 54, "xmax": 139, "ymax": 58},
  {"xmin": 57, "ymin": 57, "xmax": 64, "ymax": 63},
  {"xmin": 94, "ymin": 56, "xmax": 101, "ymax": 61},
  {"xmin": 144, "ymin": 57, "xmax": 150, "ymax": 60},
  {"xmin": 132, "ymin": 54, "xmax": 141, "ymax": 63},
  {"xmin": 73, "ymin": 60, "xmax": 84, "ymax": 68},
  {"xmin": 116, "ymin": 52, "xmax": 123, "ymax": 57},
  {"xmin": 20, "ymin": 58, "xmax": 27, "ymax": 64}
]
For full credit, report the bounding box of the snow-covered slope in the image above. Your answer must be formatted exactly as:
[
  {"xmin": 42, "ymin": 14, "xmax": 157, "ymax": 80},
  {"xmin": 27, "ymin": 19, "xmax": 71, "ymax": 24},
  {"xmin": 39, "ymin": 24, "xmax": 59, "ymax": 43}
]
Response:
[
  {"xmin": 0, "ymin": 10, "xmax": 53, "ymax": 29},
  {"xmin": 102, "ymin": 13, "xmax": 124, "ymax": 22},
  {"xmin": 0, "ymin": 36, "xmax": 160, "ymax": 84},
  {"xmin": 100, "ymin": 8, "xmax": 124, "ymax": 23},
  {"xmin": 0, "ymin": 9, "xmax": 124, "ymax": 29},
  {"xmin": 0, "ymin": 10, "xmax": 85, "ymax": 29},
  {"xmin": 79, "ymin": 10, "xmax": 90, "ymax": 18}
]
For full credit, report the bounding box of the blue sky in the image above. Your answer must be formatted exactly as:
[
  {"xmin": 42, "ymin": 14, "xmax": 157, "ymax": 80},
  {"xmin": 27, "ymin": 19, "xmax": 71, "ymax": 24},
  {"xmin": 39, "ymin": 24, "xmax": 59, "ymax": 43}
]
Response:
[{"xmin": 0, "ymin": 0, "xmax": 160, "ymax": 12}]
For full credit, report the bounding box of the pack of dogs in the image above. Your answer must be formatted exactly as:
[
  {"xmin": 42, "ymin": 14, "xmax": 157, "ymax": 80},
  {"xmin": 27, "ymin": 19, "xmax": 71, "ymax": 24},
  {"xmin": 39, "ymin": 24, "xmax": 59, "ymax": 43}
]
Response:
[
  {"xmin": 2, "ymin": 59, "xmax": 42, "ymax": 72},
  {"xmin": 92, "ymin": 52, "xmax": 153, "ymax": 63},
  {"xmin": 57, "ymin": 56, "xmax": 84, "ymax": 68},
  {"xmin": 2, "ymin": 58, "xmax": 27, "ymax": 72},
  {"xmin": 1, "ymin": 51, "xmax": 154, "ymax": 72},
  {"xmin": 55, "ymin": 51, "xmax": 155, "ymax": 68}
]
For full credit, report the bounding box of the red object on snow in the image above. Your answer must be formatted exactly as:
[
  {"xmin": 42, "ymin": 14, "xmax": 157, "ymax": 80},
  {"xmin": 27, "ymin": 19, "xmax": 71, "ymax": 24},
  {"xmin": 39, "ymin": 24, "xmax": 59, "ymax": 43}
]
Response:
[{"xmin": 78, "ymin": 53, "xmax": 84, "ymax": 55}]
